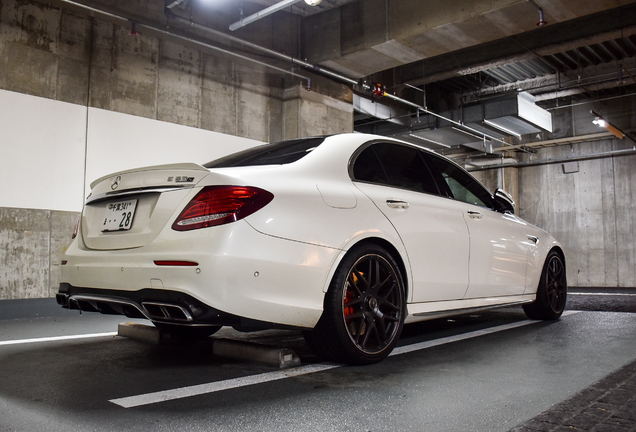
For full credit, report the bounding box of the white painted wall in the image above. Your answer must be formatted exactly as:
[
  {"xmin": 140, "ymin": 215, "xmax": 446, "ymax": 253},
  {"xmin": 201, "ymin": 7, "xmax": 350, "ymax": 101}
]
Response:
[
  {"xmin": 84, "ymin": 108, "xmax": 261, "ymax": 200},
  {"xmin": 0, "ymin": 89, "xmax": 263, "ymax": 212},
  {"xmin": 1, "ymin": 90, "xmax": 87, "ymax": 212}
]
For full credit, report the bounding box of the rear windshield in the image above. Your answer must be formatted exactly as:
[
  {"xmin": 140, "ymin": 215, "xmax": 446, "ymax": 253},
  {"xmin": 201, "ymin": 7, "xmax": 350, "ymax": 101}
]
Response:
[{"xmin": 204, "ymin": 137, "xmax": 326, "ymax": 168}]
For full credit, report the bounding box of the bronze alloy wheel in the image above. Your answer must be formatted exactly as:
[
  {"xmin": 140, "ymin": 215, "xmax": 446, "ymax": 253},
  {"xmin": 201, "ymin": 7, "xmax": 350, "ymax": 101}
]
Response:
[
  {"xmin": 304, "ymin": 244, "xmax": 406, "ymax": 365},
  {"xmin": 341, "ymin": 253, "xmax": 404, "ymax": 356}
]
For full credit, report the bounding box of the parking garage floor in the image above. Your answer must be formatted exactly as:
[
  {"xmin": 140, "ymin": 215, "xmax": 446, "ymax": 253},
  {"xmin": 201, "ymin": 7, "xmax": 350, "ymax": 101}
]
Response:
[{"xmin": 1, "ymin": 289, "xmax": 635, "ymax": 432}]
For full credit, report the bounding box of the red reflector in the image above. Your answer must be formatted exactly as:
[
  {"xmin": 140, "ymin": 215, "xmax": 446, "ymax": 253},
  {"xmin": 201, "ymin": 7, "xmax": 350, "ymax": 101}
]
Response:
[
  {"xmin": 172, "ymin": 186, "xmax": 274, "ymax": 231},
  {"xmin": 154, "ymin": 261, "xmax": 199, "ymax": 266},
  {"xmin": 72, "ymin": 217, "xmax": 80, "ymax": 239},
  {"xmin": 61, "ymin": 260, "xmax": 68, "ymax": 266}
]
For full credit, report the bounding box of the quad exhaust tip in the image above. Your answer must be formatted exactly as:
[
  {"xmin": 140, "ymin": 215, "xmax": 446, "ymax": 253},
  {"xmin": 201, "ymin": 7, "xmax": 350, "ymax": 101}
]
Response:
[{"xmin": 57, "ymin": 293, "xmax": 194, "ymax": 324}]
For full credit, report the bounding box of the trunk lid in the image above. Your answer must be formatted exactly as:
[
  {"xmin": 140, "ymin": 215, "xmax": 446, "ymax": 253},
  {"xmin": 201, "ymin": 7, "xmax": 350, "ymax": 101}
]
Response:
[{"xmin": 81, "ymin": 163, "xmax": 210, "ymax": 250}]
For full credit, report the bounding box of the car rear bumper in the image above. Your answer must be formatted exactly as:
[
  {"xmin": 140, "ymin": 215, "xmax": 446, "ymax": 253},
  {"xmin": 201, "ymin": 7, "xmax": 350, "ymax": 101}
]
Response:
[
  {"xmin": 56, "ymin": 284, "xmax": 289, "ymax": 329},
  {"xmin": 60, "ymin": 221, "xmax": 339, "ymax": 328}
]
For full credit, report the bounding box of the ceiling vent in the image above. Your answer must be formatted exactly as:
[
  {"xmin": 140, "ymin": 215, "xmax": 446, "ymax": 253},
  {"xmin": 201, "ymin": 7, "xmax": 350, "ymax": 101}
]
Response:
[
  {"xmin": 353, "ymin": 94, "xmax": 408, "ymax": 126},
  {"xmin": 482, "ymin": 92, "xmax": 553, "ymax": 137},
  {"xmin": 386, "ymin": 92, "xmax": 551, "ymax": 152}
]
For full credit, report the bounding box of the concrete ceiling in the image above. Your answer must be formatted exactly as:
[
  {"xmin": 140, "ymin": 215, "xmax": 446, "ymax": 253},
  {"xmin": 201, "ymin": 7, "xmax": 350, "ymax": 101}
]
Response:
[
  {"xmin": 297, "ymin": 0, "xmax": 636, "ymax": 105},
  {"xmin": 364, "ymin": 2, "xmax": 636, "ymax": 106},
  {"xmin": 301, "ymin": 0, "xmax": 635, "ymax": 77}
]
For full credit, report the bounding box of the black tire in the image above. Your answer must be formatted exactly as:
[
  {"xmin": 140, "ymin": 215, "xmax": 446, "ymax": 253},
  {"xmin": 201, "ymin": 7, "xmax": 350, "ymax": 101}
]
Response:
[
  {"xmin": 523, "ymin": 250, "xmax": 567, "ymax": 320},
  {"xmin": 154, "ymin": 323, "xmax": 221, "ymax": 341},
  {"xmin": 304, "ymin": 244, "xmax": 405, "ymax": 365}
]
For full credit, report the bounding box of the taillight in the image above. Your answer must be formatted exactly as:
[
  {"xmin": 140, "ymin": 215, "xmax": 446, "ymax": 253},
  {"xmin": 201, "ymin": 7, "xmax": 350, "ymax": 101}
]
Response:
[
  {"xmin": 172, "ymin": 186, "xmax": 274, "ymax": 231},
  {"xmin": 72, "ymin": 217, "xmax": 80, "ymax": 239}
]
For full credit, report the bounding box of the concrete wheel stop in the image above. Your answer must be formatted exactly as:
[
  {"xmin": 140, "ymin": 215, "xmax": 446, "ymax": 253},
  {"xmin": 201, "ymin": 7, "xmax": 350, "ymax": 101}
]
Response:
[
  {"xmin": 118, "ymin": 322, "xmax": 166, "ymax": 345},
  {"xmin": 212, "ymin": 338, "xmax": 301, "ymax": 369},
  {"xmin": 118, "ymin": 322, "xmax": 301, "ymax": 369}
]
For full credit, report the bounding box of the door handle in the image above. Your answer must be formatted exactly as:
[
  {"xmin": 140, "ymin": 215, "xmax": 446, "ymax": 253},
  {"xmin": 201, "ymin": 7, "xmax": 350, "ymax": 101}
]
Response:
[
  {"xmin": 386, "ymin": 199, "xmax": 409, "ymax": 209},
  {"xmin": 467, "ymin": 210, "xmax": 483, "ymax": 219}
]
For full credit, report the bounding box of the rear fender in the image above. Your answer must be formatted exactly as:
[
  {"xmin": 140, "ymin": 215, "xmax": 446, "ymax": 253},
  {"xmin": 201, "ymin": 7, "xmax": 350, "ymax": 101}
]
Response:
[{"xmin": 320, "ymin": 231, "xmax": 412, "ymax": 304}]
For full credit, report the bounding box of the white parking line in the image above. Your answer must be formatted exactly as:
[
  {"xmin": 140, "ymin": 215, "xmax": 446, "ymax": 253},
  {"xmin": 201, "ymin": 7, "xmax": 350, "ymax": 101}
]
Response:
[
  {"xmin": 0, "ymin": 332, "xmax": 117, "ymax": 346},
  {"xmin": 110, "ymin": 312, "xmax": 580, "ymax": 408},
  {"xmin": 569, "ymin": 292, "xmax": 636, "ymax": 296},
  {"xmin": 110, "ymin": 364, "xmax": 341, "ymax": 408},
  {"xmin": 392, "ymin": 318, "xmax": 550, "ymax": 356}
]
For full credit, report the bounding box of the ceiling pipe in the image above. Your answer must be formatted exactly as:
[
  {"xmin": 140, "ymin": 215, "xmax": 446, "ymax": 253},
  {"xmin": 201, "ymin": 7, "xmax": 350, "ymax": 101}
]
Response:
[
  {"xmin": 547, "ymin": 91, "xmax": 636, "ymax": 111},
  {"xmin": 150, "ymin": 25, "xmax": 314, "ymax": 84},
  {"xmin": 143, "ymin": 20, "xmax": 314, "ymax": 85},
  {"xmin": 165, "ymin": 9, "xmax": 360, "ymax": 87},
  {"xmin": 527, "ymin": 0, "xmax": 547, "ymax": 26},
  {"xmin": 467, "ymin": 147, "xmax": 636, "ymax": 171},
  {"xmin": 229, "ymin": 0, "xmax": 302, "ymax": 31},
  {"xmin": 491, "ymin": 131, "xmax": 613, "ymax": 152}
]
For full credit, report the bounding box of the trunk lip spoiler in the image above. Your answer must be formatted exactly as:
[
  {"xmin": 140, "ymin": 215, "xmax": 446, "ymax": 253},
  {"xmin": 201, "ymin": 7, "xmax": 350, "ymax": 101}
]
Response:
[
  {"xmin": 85, "ymin": 185, "xmax": 194, "ymax": 205},
  {"xmin": 90, "ymin": 163, "xmax": 209, "ymax": 189}
]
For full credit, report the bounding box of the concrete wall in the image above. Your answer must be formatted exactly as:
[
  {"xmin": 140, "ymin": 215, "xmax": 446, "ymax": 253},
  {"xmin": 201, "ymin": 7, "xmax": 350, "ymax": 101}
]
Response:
[
  {"xmin": 517, "ymin": 97, "xmax": 636, "ymax": 288},
  {"xmin": 0, "ymin": 0, "xmax": 353, "ymax": 299},
  {"xmin": 0, "ymin": 208, "xmax": 77, "ymax": 298},
  {"xmin": 473, "ymin": 95, "xmax": 636, "ymax": 288},
  {"xmin": 517, "ymin": 138, "xmax": 636, "ymax": 288}
]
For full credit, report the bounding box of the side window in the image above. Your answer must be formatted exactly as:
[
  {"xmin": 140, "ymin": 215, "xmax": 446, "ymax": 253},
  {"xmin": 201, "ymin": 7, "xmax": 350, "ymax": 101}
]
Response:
[
  {"xmin": 425, "ymin": 154, "xmax": 494, "ymax": 209},
  {"xmin": 352, "ymin": 143, "xmax": 440, "ymax": 195},
  {"xmin": 352, "ymin": 145, "xmax": 390, "ymax": 185}
]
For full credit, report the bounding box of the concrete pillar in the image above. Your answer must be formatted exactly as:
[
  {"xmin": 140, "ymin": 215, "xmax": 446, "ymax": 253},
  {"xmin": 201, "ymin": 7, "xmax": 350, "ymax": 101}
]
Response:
[
  {"xmin": 502, "ymin": 164, "xmax": 519, "ymax": 206},
  {"xmin": 282, "ymin": 76, "xmax": 353, "ymax": 139}
]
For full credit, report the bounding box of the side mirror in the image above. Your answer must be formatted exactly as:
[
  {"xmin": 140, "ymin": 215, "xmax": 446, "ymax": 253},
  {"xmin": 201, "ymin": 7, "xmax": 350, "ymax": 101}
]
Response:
[{"xmin": 494, "ymin": 189, "xmax": 515, "ymax": 214}]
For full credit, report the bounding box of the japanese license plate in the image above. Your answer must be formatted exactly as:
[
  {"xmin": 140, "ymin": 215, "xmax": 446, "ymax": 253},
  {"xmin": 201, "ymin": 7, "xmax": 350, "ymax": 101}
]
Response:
[{"xmin": 102, "ymin": 199, "xmax": 137, "ymax": 232}]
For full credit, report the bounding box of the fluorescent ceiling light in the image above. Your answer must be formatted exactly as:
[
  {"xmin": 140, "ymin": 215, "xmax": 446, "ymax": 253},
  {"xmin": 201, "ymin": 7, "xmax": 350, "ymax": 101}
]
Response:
[
  {"xmin": 408, "ymin": 133, "xmax": 451, "ymax": 148},
  {"xmin": 483, "ymin": 119, "xmax": 522, "ymax": 138}
]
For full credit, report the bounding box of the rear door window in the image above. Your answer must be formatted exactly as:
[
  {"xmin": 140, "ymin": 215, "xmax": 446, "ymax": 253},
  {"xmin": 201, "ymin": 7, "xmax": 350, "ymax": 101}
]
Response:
[{"xmin": 352, "ymin": 143, "xmax": 440, "ymax": 196}]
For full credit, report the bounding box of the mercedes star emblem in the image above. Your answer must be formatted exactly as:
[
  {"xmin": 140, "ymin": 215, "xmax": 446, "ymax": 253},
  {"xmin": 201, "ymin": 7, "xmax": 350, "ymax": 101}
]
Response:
[{"xmin": 111, "ymin": 175, "xmax": 121, "ymax": 190}]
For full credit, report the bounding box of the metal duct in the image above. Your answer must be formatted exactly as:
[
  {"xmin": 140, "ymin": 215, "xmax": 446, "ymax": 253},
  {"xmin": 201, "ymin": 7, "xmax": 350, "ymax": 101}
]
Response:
[
  {"xmin": 353, "ymin": 94, "xmax": 408, "ymax": 126},
  {"xmin": 386, "ymin": 92, "xmax": 552, "ymax": 152},
  {"xmin": 483, "ymin": 92, "xmax": 553, "ymax": 136}
]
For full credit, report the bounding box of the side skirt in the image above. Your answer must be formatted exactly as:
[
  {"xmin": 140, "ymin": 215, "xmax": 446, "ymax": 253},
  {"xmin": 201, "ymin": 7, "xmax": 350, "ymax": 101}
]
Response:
[{"xmin": 405, "ymin": 294, "xmax": 536, "ymax": 324}]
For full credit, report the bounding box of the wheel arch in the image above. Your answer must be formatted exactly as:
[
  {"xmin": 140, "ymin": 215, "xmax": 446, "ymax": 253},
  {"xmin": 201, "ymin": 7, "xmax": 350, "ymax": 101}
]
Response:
[
  {"xmin": 324, "ymin": 236, "xmax": 411, "ymax": 302},
  {"xmin": 550, "ymin": 246, "xmax": 566, "ymax": 268}
]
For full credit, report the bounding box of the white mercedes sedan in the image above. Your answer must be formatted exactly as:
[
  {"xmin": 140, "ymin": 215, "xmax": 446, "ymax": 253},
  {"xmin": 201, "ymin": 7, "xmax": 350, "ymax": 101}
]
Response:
[{"xmin": 58, "ymin": 133, "xmax": 567, "ymax": 364}]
